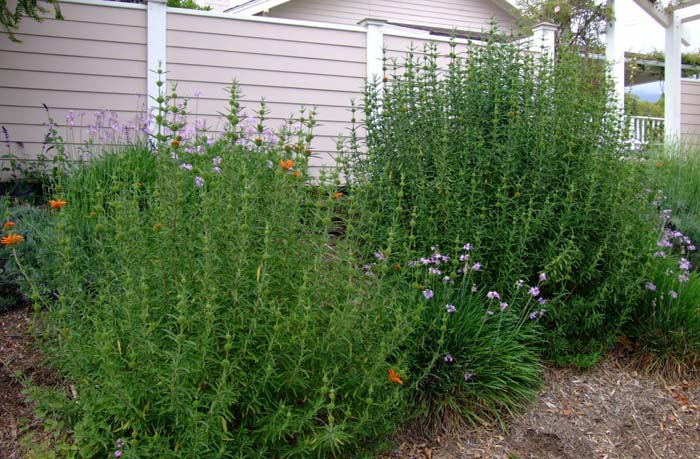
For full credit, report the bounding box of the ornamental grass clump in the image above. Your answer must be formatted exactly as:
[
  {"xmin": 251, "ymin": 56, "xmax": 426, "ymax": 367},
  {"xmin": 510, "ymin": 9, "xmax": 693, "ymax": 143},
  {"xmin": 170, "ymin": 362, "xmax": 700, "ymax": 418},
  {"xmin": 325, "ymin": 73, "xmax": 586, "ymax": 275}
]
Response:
[
  {"xmin": 340, "ymin": 34, "xmax": 658, "ymax": 368},
  {"xmin": 625, "ymin": 206, "xmax": 700, "ymax": 378},
  {"xmin": 366, "ymin": 245, "xmax": 543, "ymax": 433},
  {"xmin": 21, "ymin": 84, "xmax": 413, "ymax": 458}
]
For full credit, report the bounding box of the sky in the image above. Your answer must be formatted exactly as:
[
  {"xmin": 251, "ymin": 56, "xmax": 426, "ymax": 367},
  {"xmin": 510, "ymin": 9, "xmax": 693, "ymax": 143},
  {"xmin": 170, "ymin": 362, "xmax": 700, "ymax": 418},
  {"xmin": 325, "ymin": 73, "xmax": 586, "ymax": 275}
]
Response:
[{"xmin": 617, "ymin": 0, "xmax": 700, "ymax": 53}]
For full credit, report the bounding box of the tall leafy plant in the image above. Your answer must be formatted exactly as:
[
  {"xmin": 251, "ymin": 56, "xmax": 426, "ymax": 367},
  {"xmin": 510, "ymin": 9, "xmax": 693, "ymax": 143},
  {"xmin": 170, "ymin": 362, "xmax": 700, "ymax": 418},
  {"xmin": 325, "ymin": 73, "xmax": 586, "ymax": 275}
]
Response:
[{"xmin": 341, "ymin": 35, "xmax": 657, "ymax": 367}]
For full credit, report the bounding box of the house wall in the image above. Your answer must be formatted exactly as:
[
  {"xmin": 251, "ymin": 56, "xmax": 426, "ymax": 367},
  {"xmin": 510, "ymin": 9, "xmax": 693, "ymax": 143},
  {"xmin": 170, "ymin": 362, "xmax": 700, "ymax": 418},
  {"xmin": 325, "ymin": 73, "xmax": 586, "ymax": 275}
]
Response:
[
  {"xmin": 681, "ymin": 79, "xmax": 700, "ymax": 143},
  {"xmin": 0, "ymin": 0, "xmax": 532, "ymax": 174},
  {"xmin": 0, "ymin": 1, "xmax": 148, "ymax": 160},
  {"xmin": 265, "ymin": 0, "xmax": 516, "ymax": 33},
  {"xmin": 166, "ymin": 11, "xmax": 367, "ymax": 171}
]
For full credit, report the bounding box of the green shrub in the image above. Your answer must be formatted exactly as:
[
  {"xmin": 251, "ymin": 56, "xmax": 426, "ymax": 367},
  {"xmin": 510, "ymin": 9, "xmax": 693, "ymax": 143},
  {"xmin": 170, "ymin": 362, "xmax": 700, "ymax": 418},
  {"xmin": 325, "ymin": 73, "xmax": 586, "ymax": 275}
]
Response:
[
  {"xmin": 340, "ymin": 36, "xmax": 657, "ymax": 367},
  {"xmin": 0, "ymin": 199, "xmax": 55, "ymax": 313},
  {"xmin": 19, "ymin": 93, "xmax": 413, "ymax": 458}
]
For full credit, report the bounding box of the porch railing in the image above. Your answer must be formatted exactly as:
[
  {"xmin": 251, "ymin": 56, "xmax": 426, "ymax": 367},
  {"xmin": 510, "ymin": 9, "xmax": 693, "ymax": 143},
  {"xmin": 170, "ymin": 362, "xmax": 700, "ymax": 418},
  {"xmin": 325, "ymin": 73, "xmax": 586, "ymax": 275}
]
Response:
[{"xmin": 629, "ymin": 115, "xmax": 664, "ymax": 146}]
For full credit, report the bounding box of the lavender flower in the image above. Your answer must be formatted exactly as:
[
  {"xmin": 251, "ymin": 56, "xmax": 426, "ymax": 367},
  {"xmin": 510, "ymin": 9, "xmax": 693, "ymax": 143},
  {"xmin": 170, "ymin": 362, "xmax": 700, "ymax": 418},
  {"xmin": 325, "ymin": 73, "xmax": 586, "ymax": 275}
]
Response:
[
  {"xmin": 195, "ymin": 176, "xmax": 204, "ymax": 188},
  {"xmin": 212, "ymin": 166, "xmax": 222, "ymax": 174},
  {"xmin": 459, "ymin": 254, "xmax": 470, "ymax": 262},
  {"xmin": 486, "ymin": 291, "xmax": 500, "ymax": 300},
  {"xmin": 267, "ymin": 160, "xmax": 274, "ymax": 169},
  {"xmin": 443, "ymin": 276, "xmax": 451, "ymax": 284},
  {"xmin": 471, "ymin": 284, "xmax": 478, "ymax": 293},
  {"xmin": 408, "ymin": 260, "xmax": 418, "ymax": 268},
  {"xmin": 464, "ymin": 372, "xmax": 472, "ymax": 381},
  {"xmin": 680, "ymin": 258, "xmax": 692, "ymax": 271},
  {"xmin": 670, "ymin": 291, "xmax": 679, "ymax": 299},
  {"xmin": 516, "ymin": 279, "xmax": 525, "ymax": 289},
  {"xmin": 653, "ymin": 251, "xmax": 667, "ymax": 258},
  {"xmin": 539, "ymin": 272, "xmax": 547, "ymax": 282},
  {"xmin": 423, "ymin": 289, "xmax": 434, "ymax": 300},
  {"xmin": 487, "ymin": 310, "xmax": 494, "ymax": 316},
  {"xmin": 213, "ymin": 156, "xmax": 222, "ymax": 166},
  {"xmin": 180, "ymin": 163, "xmax": 193, "ymax": 171},
  {"xmin": 529, "ymin": 311, "xmax": 539, "ymax": 320},
  {"xmin": 428, "ymin": 267, "xmax": 442, "ymax": 275},
  {"xmin": 444, "ymin": 354, "xmax": 454, "ymax": 363},
  {"xmin": 537, "ymin": 297, "xmax": 547, "ymax": 305},
  {"xmin": 471, "ymin": 262, "xmax": 481, "ymax": 271},
  {"xmin": 689, "ymin": 245, "xmax": 697, "ymax": 252},
  {"xmin": 374, "ymin": 252, "xmax": 386, "ymax": 261},
  {"xmin": 463, "ymin": 243, "xmax": 473, "ymax": 251},
  {"xmin": 646, "ymin": 282, "xmax": 656, "ymax": 291},
  {"xmin": 445, "ymin": 304, "xmax": 456, "ymax": 313},
  {"xmin": 528, "ymin": 286, "xmax": 540, "ymax": 297},
  {"xmin": 500, "ymin": 302, "xmax": 509, "ymax": 311},
  {"xmin": 679, "ymin": 273, "xmax": 690, "ymax": 283},
  {"xmin": 115, "ymin": 452, "xmax": 122, "ymax": 458}
]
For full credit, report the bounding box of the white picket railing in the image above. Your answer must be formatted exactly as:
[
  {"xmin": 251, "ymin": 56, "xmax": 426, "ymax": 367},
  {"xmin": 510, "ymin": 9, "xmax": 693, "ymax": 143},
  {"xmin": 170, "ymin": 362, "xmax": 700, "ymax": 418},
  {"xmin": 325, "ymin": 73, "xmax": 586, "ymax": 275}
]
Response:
[{"xmin": 629, "ymin": 116, "xmax": 664, "ymax": 146}]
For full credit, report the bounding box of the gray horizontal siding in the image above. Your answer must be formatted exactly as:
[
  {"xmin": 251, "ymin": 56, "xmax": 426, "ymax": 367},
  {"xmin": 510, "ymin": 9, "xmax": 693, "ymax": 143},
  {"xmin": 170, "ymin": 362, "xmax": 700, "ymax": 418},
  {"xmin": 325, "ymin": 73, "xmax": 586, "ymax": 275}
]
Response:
[{"xmin": 0, "ymin": 1, "xmax": 147, "ymax": 159}]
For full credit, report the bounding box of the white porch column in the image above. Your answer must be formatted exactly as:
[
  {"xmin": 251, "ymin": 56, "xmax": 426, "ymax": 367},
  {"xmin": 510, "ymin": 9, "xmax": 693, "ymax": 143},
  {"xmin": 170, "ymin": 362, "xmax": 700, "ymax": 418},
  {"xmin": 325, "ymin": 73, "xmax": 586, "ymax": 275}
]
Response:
[
  {"xmin": 606, "ymin": 0, "xmax": 625, "ymax": 111},
  {"xmin": 147, "ymin": 0, "xmax": 167, "ymax": 117},
  {"xmin": 665, "ymin": 10, "xmax": 682, "ymax": 142},
  {"xmin": 530, "ymin": 22, "xmax": 558, "ymax": 62},
  {"xmin": 359, "ymin": 18, "xmax": 386, "ymax": 83}
]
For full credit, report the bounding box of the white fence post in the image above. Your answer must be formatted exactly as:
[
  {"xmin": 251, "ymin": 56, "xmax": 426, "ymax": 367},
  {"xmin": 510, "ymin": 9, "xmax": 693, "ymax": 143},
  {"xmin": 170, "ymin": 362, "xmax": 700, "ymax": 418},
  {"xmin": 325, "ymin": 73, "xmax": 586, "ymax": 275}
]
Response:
[
  {"xmin": 665, "ymin": 10, "xmax": 682, "ymax": 142},
  {"xmin": 359, "ymin": 18, "xmax": 386, "ymax": 84},
  {"xmin": 606, "ymin": 0, "xmax": 625, "ymax": 111},
  {"xmin": 530, "ymin": 22, "xmax": 558, "ymax": 62},
  {"xmin": 147, "ymin": 0, "xmax": 167, "ymax": 118}
]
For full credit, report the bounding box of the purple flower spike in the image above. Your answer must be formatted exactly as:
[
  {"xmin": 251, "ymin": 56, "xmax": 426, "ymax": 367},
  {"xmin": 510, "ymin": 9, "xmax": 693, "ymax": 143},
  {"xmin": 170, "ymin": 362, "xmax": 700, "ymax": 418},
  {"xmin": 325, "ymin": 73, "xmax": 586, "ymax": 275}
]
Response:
[
  {"xmin": 423, "ymin": 289, "xmax": 434, "ymax": 300},
  {"xmin": 529, "ymin": 311, "xmax": 539, "ymax": 320},
  {"xmin": 487, "ymin": 291, "xmax": 500, "ymax": 300},
  {"xmin": 528, "ymin": 286, "xmax": 540, "ymax": 297},
  {"xmin": 537, "ymin": 297, "xmax": 547, "ymax": 305},
  {"xmin": 445, "ymin": 304, "xmax": 456, "ymax": 313},
  {"xmin": 444, "ymin": 354, "xmax": 454, "ymax": 363}
]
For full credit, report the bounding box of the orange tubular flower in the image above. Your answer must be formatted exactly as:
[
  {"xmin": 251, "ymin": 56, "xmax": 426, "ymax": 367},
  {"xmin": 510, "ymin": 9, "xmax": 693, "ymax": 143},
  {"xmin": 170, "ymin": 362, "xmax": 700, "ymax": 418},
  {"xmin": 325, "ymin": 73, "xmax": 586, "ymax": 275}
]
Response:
[
  {"xmin": 388, "ymin": 368, "xmax": 404, "ymax": 385},
  {"xmin": 1, "ymin": 234, "xmax": 24, "ymax": 247},
  {"xmin": 3, "ymin": 221, "xmax": 15, "ymax": 230},
  {"xmin": 49, "ymin": 199, "xmax": 67, "ymax": 210},
  {"xmin": 279, "ymin": 159, "xmax": 295, "ymax": 171},
  {"xmin": 333, "ymin": 192, "xmax": 343, "ymax": 200}
]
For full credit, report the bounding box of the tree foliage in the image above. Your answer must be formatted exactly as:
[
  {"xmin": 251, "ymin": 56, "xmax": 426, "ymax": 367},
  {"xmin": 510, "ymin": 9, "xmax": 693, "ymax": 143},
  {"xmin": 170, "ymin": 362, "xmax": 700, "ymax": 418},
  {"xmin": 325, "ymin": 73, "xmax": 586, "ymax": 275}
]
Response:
[
  {"xmin": 1, "ymin": 0, "xmax": 62, "ymax": 42},
  {"xmin": 518, "ymin": 0, "xmax": 613, "ymax": 53}
]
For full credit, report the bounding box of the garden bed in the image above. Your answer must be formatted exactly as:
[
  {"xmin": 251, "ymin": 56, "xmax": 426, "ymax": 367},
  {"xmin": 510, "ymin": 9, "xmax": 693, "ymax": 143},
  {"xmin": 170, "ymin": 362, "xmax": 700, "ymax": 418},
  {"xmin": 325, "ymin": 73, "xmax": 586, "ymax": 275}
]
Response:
[{"xmin": 4, "ymin": 304, "xmax": 700, "ymax": 459}]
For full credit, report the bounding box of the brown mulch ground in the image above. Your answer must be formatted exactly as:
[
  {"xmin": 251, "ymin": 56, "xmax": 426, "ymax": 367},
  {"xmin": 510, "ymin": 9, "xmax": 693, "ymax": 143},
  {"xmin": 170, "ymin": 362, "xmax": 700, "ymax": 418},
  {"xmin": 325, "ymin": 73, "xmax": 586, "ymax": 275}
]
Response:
[
  {"xmin": 0, "ymin": 305, "xmax": 61, "ymax": 459},
  {"xmin": 3, "ymin": 304, "xmax": 700, "ymax": 459}
]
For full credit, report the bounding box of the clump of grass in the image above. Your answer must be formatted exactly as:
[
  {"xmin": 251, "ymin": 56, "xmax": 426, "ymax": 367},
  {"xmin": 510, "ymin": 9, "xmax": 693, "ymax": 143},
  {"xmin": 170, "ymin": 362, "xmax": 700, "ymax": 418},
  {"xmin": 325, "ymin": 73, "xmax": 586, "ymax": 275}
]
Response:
[
  {"xmin": 340, "ymin": 34, "xmax": 657, "ymax": 369},
  {"xmin": 14, "ymin": 85, "xmax": 414, "ymax": 458}
]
